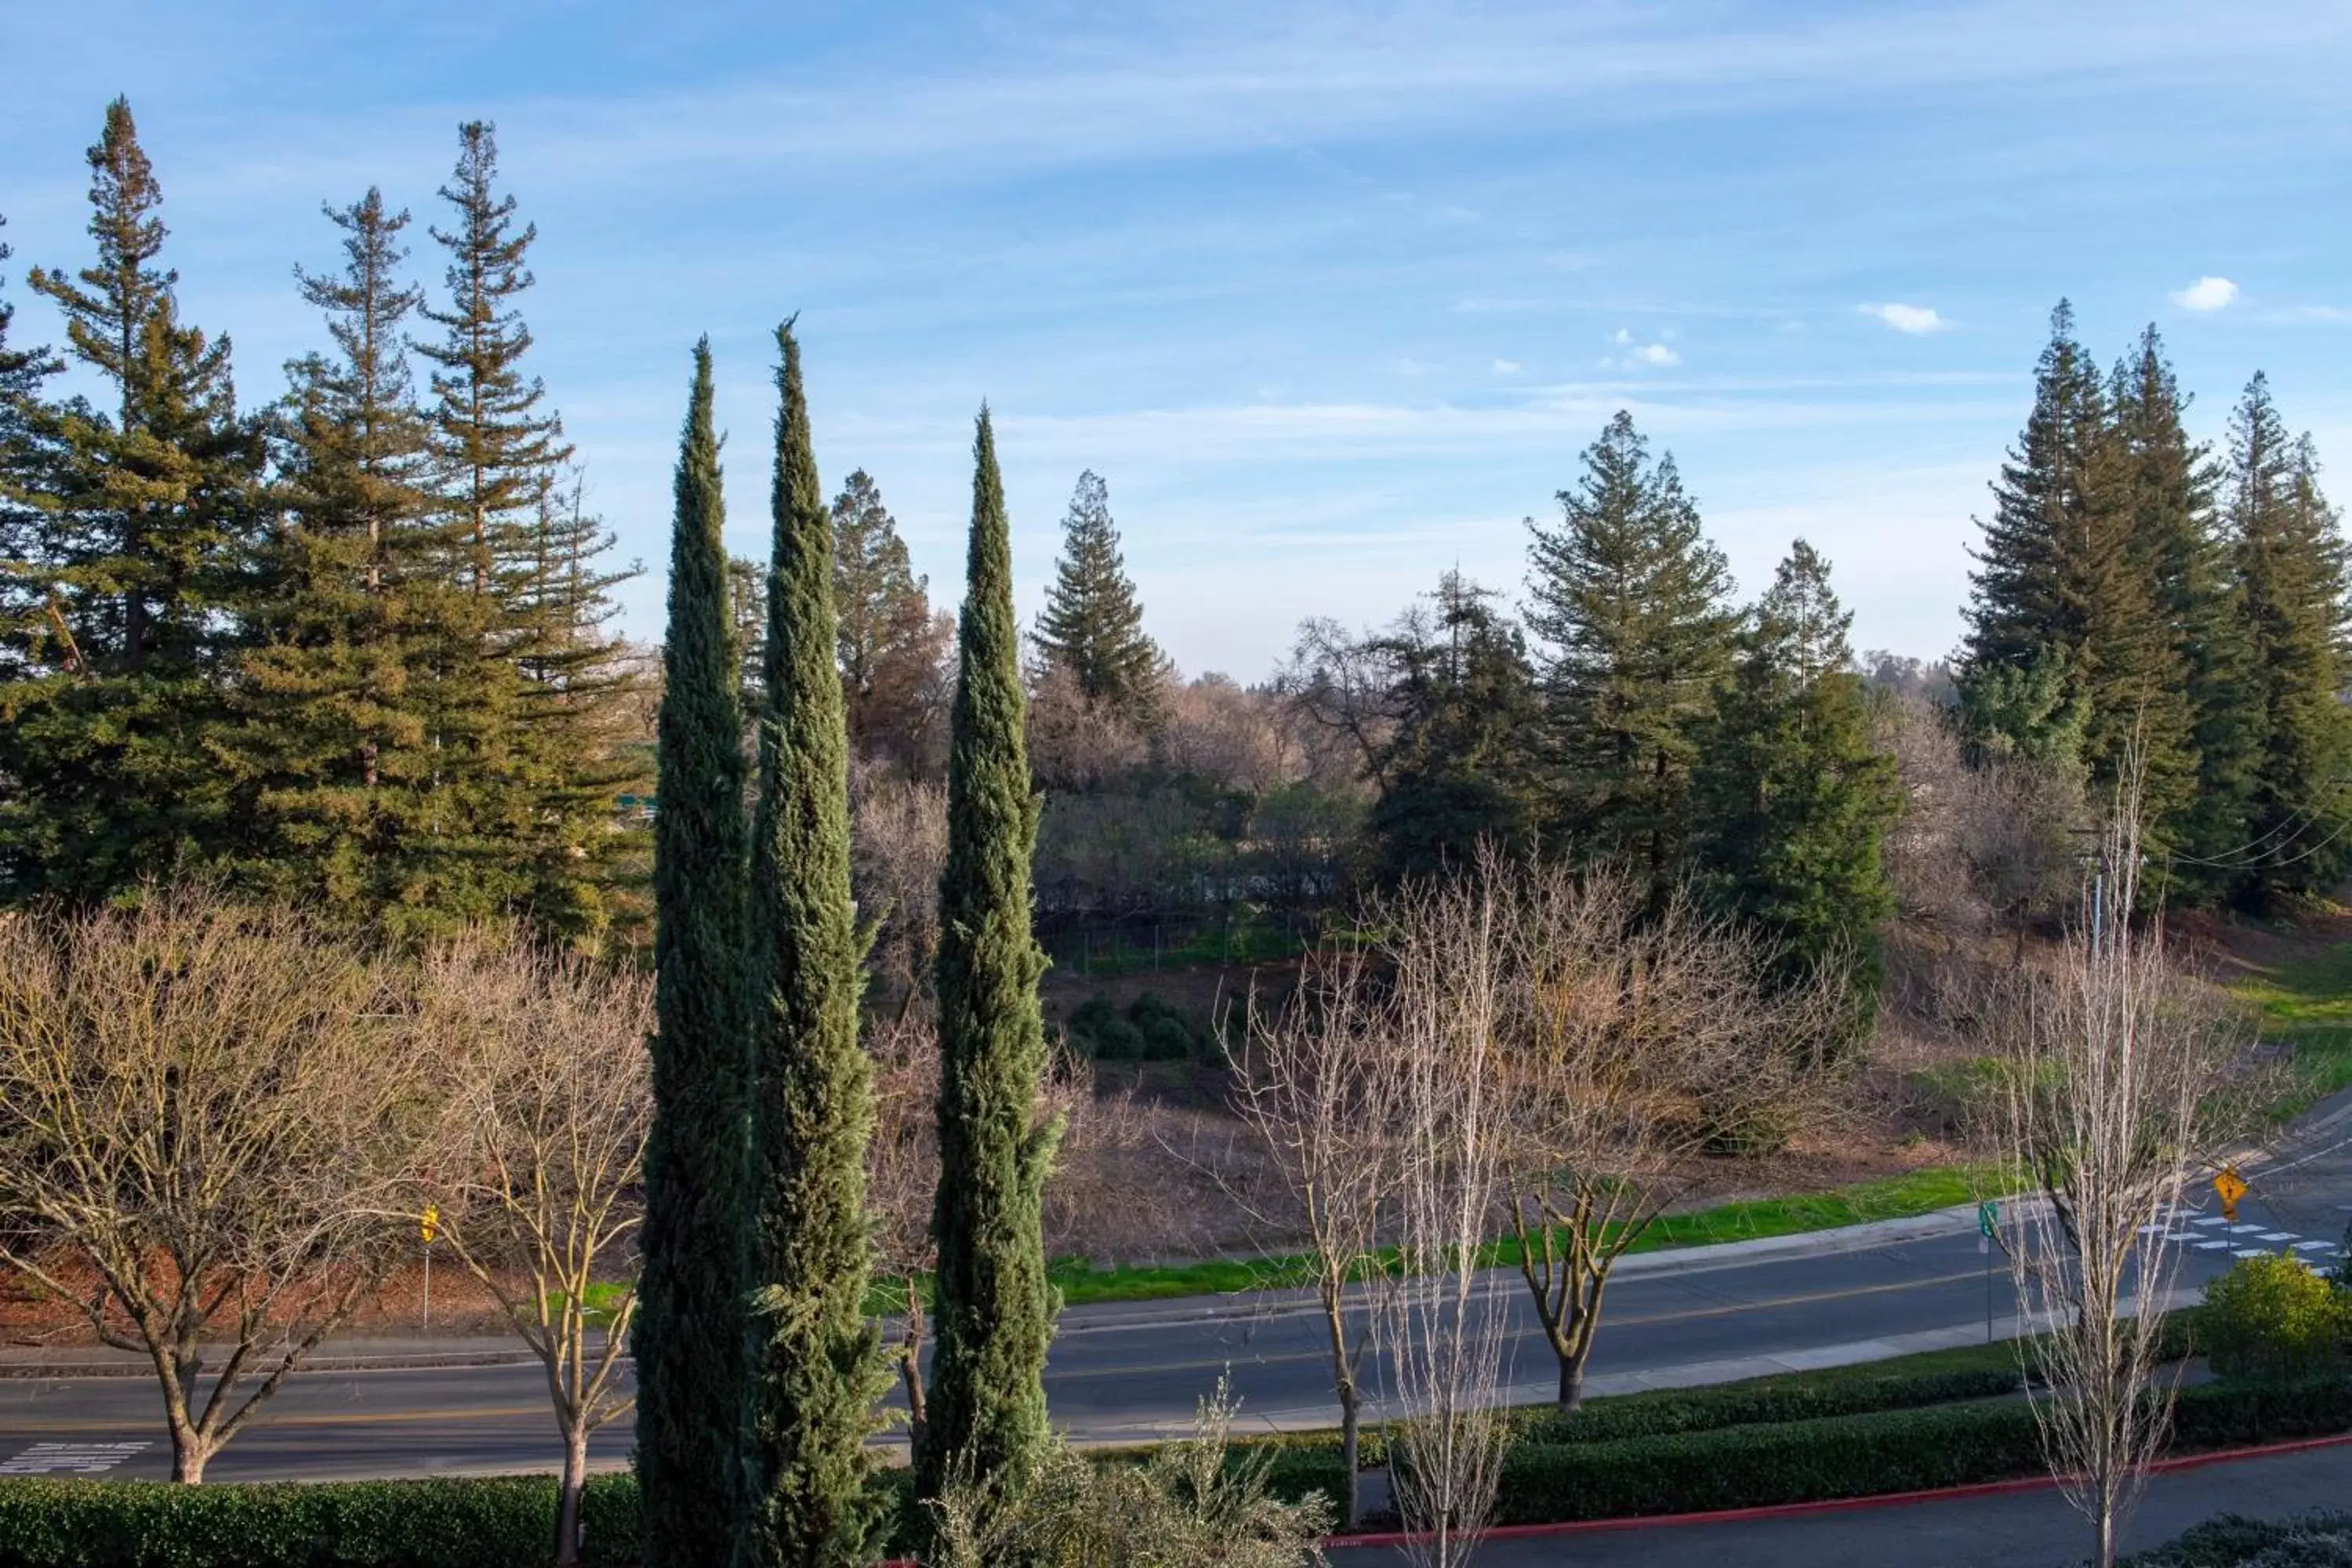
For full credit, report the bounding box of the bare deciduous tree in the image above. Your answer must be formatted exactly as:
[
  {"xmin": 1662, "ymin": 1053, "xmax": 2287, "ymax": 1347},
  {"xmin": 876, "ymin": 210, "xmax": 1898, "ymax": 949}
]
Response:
[
  {"xmin": 868, "ymin": 1013, "xmax": 943, "ymax": 1454},
  {"xmin": 1490, "ymin": 860, "xmax": 1843, "ymax": 1410},
  {"xmin": 0, "ymin": 892, "xmax": 437, "ymax": 1483},
  {"xmin": 1231, "ymin": 948, "xmax": 1406, "ymax": 1529},
  {"xmin": 1380, "ymin": 874, "xmax": 1513, "ymax": 1568},
  {"xmin": 420, "ymin": 937, "xmax": 652, "ymax": 1566},
  {"xmin": 1991, "ymin": 806, "xmax": 2259, "ymax": 1568},
  {"xmin": 852, "ymin": 763, "xmax": 949, "ymax": 1017}
]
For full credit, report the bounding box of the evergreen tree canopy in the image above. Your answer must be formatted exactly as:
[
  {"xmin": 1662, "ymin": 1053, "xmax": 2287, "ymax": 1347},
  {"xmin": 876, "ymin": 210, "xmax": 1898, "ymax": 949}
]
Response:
[
  {"xmin": 636, "ymin": 339, "xmax": 750, "ymax": 1568},
  {"xmin": 739, "ymin": 321, "xmax": 886, "ymax": 1567},
  {"xmin": 0, "ymin": 213, "xmax": 63, "ymax": 670},
  {"xmin": 1033, "ymin": 468, "xmax": 1161, "ymax": 727},
  {"xmin": 833, "ymin": 469, "xmax": 946, "ymax": 772},
  {"xmin": 1961, "ymin": 302, "xmax": 2194, "ymax": 825},
  {"xmin": 1524, "ymin": 409, "xmax": 1736, "ymax": 881},
  {"xmin": 1691, "ymin": 542, "xmax": 1900, "ymax": 1040},
  {"xmin": 0, "ymin": 99, "xmax": 266, "ymax": 900},
  {"xmin": 1363, "ymin": 572, "xmax": 1544, "ymax": 884},
  {"xmin": 920, "ymin": 408, "xmax": 1057, "ymax": 1510},
  {"xmin": 2226, "ymin": 374, "xmax": 2352, "ymax": 905},
  {"xmin": 222, "ymin": 188, "xmax": 476, "ymax": 929},
  {"xmin": 2110, "ymin": 327, "xmax": 2251, "ymax": 893}
]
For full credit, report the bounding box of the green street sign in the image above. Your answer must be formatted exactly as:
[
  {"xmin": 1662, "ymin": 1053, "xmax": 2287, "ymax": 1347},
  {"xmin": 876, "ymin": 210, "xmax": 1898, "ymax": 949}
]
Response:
[{"xmin": 1977, "ymin": 1200, "xmax": 2000, "ymax": 1238}]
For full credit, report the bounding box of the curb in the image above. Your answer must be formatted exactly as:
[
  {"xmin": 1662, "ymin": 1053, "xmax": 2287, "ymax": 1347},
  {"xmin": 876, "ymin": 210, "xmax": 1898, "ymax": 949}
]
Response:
[
  {"xmin": 0, "ymin": 1348, "xmax": 553, "ymax": 1380},
  {"xmin": 1322, "ymin": 1431, "xmax": 2352, "ymax": 1551}
]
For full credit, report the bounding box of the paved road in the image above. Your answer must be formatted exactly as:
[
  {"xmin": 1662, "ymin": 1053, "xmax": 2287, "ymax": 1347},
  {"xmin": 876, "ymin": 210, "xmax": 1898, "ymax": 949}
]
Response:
[
  {"xmin": 1327, "ymin": 1441, "xmax": 2352, "ymax": 1566},
  {"xmin": 2, "ymin": 1096, "xmax": 2344, "ymax": 1486}
]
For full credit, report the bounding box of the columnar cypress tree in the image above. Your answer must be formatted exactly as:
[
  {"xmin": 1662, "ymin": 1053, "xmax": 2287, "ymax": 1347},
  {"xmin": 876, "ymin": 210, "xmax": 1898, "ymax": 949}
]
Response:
[
  {"xmin": 1033, "ymin": 468, "xmax": 1161, "ymax": 727},
  {"xmin": 1691, "ymin": 542, "xmax": 1900, "ymax": 1042},
  {"xmin": 1524, "ymin": 409, "xmax": 1736, "ymax": 885},
  {"xmin": 920, "ymin": 407, "xmax": 1058, "ymax": 1506},
  {"xmin": 2227, "ymin": 375, "xmax": 2352, "ymax": 906},
  {"xmin": 636, "ymin": 340, "xmax": 750, "ymax": 1568},
  {"xmin": 739, "ymin": 321, "xmax": 885, "ymax": 1568},
  {"xmin": 0, "ymin": 99, "xmax": 266, "ymax": 900}
]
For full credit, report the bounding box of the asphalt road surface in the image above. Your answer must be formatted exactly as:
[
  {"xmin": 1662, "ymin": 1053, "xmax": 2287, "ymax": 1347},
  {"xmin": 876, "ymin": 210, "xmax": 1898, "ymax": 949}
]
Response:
[{"xmin": 2, "ymin": 1097, "xmax": 2344, "ymax": 1486}]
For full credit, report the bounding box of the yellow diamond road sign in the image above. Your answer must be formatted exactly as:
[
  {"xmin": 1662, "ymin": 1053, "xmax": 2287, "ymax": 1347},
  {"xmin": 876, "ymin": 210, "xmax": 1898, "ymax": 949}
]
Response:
[
  {"xmin": 420, "ymin": 1203, "xmax": 440, "ymax": 1245},
  {"xmin": 2214, "ymin": 1168, "xmax": 2247, "ymax": 1222}
]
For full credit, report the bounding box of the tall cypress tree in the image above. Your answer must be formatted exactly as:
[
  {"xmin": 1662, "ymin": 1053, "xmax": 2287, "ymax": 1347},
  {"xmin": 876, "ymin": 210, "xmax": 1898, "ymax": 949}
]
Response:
[
  {"xmin": 2227, "ymin": 375, "xmax": 2352, "ymax": 906},
  {"xmin": 920, "ymin": 408, "xmax": 1057, "ymax": 1507},
  {"xmin": 739, "ymin": 321, "xmax": 885, "ymax": 1568},
  {"xmin": 636, "ymin": 340, "xmax": 750, "ymax": 1568},
  {"xmin": 1033, "ymin": 468, "xmax": 1161, "ymax": 727},
  {"xmin": 0, "ymin": 100, "xmax": 265, "ymax": 900},
  {"xmin": 222, "ymin": 189, "xmax": 476, "ymax": 930},
  {"xmin": 1524, "ymin": 410, "xmax": 1736, "ymax": 885},
  {"xmin": 1691, "ymin": 542, "xmax": 1900, "ymax": 1042}
]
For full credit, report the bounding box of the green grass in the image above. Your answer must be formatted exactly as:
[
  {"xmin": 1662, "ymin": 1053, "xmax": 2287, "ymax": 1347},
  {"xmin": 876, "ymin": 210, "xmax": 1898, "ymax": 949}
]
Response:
[
  {"xmin": 1029, "ymin": 1161, "xmax": 2016, "ymax": 1308},
  {"xmin": 2231, "ymin": 936, "xmax": 2352, "ymax": 1102}
]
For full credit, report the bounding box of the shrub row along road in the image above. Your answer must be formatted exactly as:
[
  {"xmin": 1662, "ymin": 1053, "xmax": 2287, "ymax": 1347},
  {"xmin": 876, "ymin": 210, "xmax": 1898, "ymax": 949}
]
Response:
[{"xmin": 2, "ymin": 1096, "xmax": 2345, "ymax": 1486}]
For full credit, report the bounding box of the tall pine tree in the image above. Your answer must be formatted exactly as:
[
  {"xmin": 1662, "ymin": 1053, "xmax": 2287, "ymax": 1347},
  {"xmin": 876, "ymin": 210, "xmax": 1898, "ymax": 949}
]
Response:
[
  {"xmin": 1524, "ymin": 410, "xmax": 1736, "ymax": 885},
  {"xmin": 739, "ymin": 321, "xmax": 885, "ymax": 1568},
  {"xmin": 1033, "ymin": 468, "xmax": 1161, "ymax": 728},
  {"xmin": 2110, "ymin": 327, "xmax": 2250, "ymax": 897},
  {"xmin": 635, "ymin": 340, "xmax": 751, "ymax": 1568},
  {"xmin": 1961, "ymin": 303, "xmax": 2193, "ymax": 830},
  {"xmin": 833, "ymin": 469, "xmax": 946, "ymax": 773},
  {"xmin": 920, "ymin": 408, "xmax": 1057, "ymax": 1508},
  {"xmin": 1690, "ymin": 542, "xmax": 1900, "ymax": 1041},
  {"xmin": 0, "ymin": 212, "xmax": 62, "ymax": 691},
  {"xmin": 222, "ymin": 188, "xmax": 477, "ymax": 930},
  {"xmin": 416, "ymin": 120, "xmax": 635, "ymax": 943},
  {"xmin": 1363, "ymin": 572, "xmax": 1544, "ymax": 884},
  {"xmin": 0, "ymin": 99, "xmax": 265, "ymax": 900},
  {"xmin": 2227, "ymin": 375, "xmax": 2352, "ymax": 906}
]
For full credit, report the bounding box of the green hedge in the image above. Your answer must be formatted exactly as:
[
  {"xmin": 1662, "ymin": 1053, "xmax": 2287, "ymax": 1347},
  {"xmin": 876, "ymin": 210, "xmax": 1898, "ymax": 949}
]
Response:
[
  {"xmin": 0, "ymin": 1470, "xmax": 921, "ymax": 1568},
  {"xmin": 1510, "ymin": 1362, "xmax": 2027, "ymax": 1447},
  {"xmin": 1490, "ymin": 1374, "xmax": 2352, "ymax": 1527}
]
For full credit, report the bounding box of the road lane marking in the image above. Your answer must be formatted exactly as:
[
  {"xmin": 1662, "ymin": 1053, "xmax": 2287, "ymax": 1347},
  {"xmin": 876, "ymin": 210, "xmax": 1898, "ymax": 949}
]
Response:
[{"xmin": 0, "ymin": 1441, "xmax": 148, "ymax": 1474}]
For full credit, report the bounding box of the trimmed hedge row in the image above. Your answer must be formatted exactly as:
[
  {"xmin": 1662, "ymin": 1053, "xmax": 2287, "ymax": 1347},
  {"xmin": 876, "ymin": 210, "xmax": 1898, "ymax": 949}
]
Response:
[
  {"xmin": 0, "ymin": 1471, "xmax": 921, "ymax": 1568},
  {"xmin": 1492, "ymin": 1374, "xmax": 2352, "ymax": 1527},
  {"xmin": 2123, "ymin": 1511, "xmax": 2352, "ymax": 1567},
  {"xmin": 1509, "ymin": 1362, "xmax": 2028, "ymax": 1447}
]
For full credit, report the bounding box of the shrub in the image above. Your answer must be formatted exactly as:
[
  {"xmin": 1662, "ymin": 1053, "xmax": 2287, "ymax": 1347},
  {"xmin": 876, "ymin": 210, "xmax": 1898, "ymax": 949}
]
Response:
[
  {"xmin": 1092, "ymin": 1018, "xmax": 1148, "ymax": 1061},
  {"xmin": 2202, "ymin": 1254, "xmax": 2348, "ymax": 1380},
  {"xmin": 1509, "ymin": 1361, "xmax": 2026, "ymax": 1447},
  {"xmin": 1142, "ymin": 1016, "xmax": 1195, "ymax": 1060},
  {"xmin": 1065, "ymin": 994, "xmax": 1120, "ymax": 1052},
  {"xmin": 2124, "ymin": 1512, "xmax": 2352, "ymax": 1567}
]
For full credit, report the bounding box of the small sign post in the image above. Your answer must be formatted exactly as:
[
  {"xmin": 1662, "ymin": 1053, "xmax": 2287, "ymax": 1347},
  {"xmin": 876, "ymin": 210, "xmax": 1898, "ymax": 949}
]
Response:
[
  {"xmin": 1978, "ymin": 1201, "xmax": 2001, "ymax": 1343},
  {"xmin": 2215, "ymin": 1168, "xmax": 2248, "ymax": 1225},
  {"xmin": 420, "ymin": 1203, "xmax": 440, "ymax": 1333}
]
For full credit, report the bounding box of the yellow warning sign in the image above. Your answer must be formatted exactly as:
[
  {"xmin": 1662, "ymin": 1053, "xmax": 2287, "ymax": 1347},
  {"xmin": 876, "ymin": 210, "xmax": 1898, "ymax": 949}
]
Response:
[
  {"xmin": 420, "ymin": 1203, "xmax": 440, "ymax": 1245},
  {"xmin": 2214, "ymin": 1168, "xmax": 2247, "ymax": 1223}
]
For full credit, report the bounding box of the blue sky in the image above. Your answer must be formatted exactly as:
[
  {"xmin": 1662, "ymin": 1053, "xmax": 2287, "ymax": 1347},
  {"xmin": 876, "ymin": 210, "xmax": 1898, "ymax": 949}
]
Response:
[{"xmin": 9, "ymin": 1, "xmax": 2352, "ymax": 677}]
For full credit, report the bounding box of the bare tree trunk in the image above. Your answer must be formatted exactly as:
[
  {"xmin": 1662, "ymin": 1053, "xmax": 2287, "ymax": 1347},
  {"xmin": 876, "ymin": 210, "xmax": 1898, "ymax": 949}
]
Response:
[
  {"xmin": 900, "ymin": 1281, "xmax": 929, "ymax": 1458},
  {"xmin": 1557, "ymin": 1357, "xmax": 1584, "ymax": 1413},
  {"xmin": 169, "ymin": 1430, "xmax": 208, "ymax": 1485},
  {"xmin": 1337, "ymin": 1376, "xmax": 1363, "ymax": 1531},
  {"xmin": 555, "ymin": 1425, "xmax": 589, "ymax": 1566}
]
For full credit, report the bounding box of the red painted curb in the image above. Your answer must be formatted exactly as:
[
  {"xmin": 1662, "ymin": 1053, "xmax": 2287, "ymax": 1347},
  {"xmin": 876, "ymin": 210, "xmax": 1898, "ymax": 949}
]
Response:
[{"xmin": 1321, "ymin": 1431, "xmax": 2352, "ymax": 1551}]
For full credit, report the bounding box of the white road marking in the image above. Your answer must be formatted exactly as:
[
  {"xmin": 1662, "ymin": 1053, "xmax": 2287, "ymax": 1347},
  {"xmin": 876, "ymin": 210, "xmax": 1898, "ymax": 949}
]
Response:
[
  {"xmin": 0, "ymin": 1441, "xmax": 149, "ymax": 1475},
  {"xmin": 2232, "ymin": 1248, "xmax": 2276, "ymax": 1259},
  {"xmin": 2228, "ymin": 1224, "xmax": 2268, "ymax": 1234},
  {"xmin": 2293, "ymin": 1240, "xmax": 2336, "ymax": 1252},
  {"xmin": 2194, "ymin": 1240, "xmax": 2234, "ymax": 1251},
  {"xmin": 2192, "ymin": 1218, "xmax": 2230, "ymax": 1228},
  {"xmin": 2259, "ymin": 1232, "xmax": 2298, "ymax": 1242}
]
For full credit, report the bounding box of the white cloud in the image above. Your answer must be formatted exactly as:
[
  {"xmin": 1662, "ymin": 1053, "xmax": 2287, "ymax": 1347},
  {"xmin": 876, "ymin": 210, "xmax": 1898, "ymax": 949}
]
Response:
[
  {"xmin": 1632, "ymin": 343, "xmax": 1681, "ymax": 367},
  {"xmin": 1492, "ymin": 358, "xmax": 1523, "ymax": 375},
  {"xmin": 1859, "ymin": 302, "xmax": 1950, "ymax": 335},
  {"xmin": 2172, "ymin": 276, "xmax": 2240, "ymax": 311}
]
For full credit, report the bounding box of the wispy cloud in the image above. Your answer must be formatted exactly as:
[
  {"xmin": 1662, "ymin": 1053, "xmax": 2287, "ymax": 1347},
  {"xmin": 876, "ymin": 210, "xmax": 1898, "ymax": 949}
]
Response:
[
  {"xmin": 1493, "ymin": 358, "xmax": 1523, "ymax": 375},
  {"xmin": 2171, "ymin": 275, "xmax": 2240, "ymax": 311},
  {"xmin": 1859, "ymin": 302, "xmax": 1950, "ymax": 334}
]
